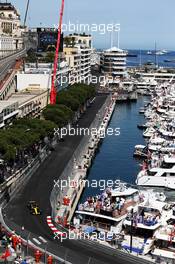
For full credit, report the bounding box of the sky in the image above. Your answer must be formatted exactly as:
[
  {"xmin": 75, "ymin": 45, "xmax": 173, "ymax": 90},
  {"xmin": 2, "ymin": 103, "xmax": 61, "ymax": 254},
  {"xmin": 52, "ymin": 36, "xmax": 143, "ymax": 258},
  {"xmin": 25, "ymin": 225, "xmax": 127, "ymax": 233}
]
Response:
[{"xmin": 11, "ymin": 0, "xmax": 175, "ymax": 50}]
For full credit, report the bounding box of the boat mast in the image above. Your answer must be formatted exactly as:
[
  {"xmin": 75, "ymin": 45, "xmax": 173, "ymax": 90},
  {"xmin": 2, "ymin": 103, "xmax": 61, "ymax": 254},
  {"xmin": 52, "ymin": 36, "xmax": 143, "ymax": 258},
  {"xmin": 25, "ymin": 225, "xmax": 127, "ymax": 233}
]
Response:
[
  {"xmin": 117, "ymin": 28, "xmax": 120, "ymax": 49},
  {"xmin": 139, "ymin": 49, "xmax": 142, "ymax": 68},
  {"xmin": 24, "ymin": 0, "xmax": 30, "ymax": 27},
  {"xmin": 155, "ymin": 41, "xmax": 158, "ymax": 68},
  {"xmin": 110, "ymin": 29, "xmax": 113, "ymax": 48}
]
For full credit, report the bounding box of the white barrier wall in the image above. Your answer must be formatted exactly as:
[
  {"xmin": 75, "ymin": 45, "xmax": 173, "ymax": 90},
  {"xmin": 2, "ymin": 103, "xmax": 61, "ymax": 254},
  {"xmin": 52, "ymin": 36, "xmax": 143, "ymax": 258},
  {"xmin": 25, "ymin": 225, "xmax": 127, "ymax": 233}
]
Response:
[{"xmin": 16, "ymin": 73, "xmax": 51, "ymax": 91}]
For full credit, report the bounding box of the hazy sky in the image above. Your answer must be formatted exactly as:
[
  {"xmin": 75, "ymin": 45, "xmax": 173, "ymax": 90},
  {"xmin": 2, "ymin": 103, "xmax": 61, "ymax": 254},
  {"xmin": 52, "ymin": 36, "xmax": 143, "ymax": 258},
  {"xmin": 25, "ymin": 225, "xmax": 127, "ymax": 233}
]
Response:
[{"xmin": 11, "ymin": 0, "xmax": 175, "ymax": 50}]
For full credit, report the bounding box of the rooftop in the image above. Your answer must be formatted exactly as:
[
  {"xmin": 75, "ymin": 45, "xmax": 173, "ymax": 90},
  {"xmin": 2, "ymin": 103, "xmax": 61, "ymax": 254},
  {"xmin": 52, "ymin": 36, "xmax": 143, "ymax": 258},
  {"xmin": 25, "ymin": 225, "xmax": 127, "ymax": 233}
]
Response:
[
  {"xmin": 0, "ymin": 2, "xmax": 17, "ymax": 11},
  {"xmin": 106, "ymin": 47, "xmax": 123, "ymax": 52},
  {"xmin": 0, "ymin": 100, "xmax": 18, "ymax": 113},
  {"xmin": 8, "ymin": 89, "xmax": 47, "ymax": 106},
  {"xmin": 68, "ymin": 33, "xmax": 91, "ymax": 37}
]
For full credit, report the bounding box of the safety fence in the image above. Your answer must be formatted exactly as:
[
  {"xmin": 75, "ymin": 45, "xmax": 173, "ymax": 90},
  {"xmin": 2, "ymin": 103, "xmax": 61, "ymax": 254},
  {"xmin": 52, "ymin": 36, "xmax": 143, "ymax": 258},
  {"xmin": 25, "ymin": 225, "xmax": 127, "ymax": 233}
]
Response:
[
  {"xmin": 0, "ymin": 209, "xmax": 71, "ymax": 263},
  {"xmin": 0, "ymin": 215, "xmax": 154, "ymax": 264}
]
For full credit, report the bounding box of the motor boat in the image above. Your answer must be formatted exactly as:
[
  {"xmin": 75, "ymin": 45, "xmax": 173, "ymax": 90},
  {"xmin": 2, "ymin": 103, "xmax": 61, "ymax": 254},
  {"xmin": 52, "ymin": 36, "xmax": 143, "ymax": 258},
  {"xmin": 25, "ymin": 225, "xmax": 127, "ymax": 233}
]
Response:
[
  {"xmin": 143, "ymin": 127, "xmax": 156, "ymax": 138},
  {"xmin": 122, "ymin": 192, "xmax": 170, "ymax": 255},
  {"xmin": 136, "ymin": 155, "xmax": 175, "ymax": 189},
  {"xmin": 74, "ymin": 181, "xmax": 147, "ymax": 239},
  {"xmin": 139, "ymin": 107, "xmax": 145, "ymax": 114},
  {"xmin": 152, "ymin": 216, "xmax": 175, "ymax": 262},
  {"xmin": 133, "ymin": 145, "xmax": 147, "ymax": 159},
  {"xmin": 137, "ymin": 124, "xmax": 147, "ymax": 130}
]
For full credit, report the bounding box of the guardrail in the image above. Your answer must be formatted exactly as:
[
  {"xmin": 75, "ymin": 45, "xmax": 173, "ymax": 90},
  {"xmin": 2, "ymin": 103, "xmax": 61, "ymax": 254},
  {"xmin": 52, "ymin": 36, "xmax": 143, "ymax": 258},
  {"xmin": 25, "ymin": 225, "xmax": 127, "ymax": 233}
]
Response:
[
  {"xmin": 0, "ymin": 48, "xmax": 26, "ymax": 64},
  {"xmin": 0, "ymin": 146, "xmax": 48, "ymax": 206}
]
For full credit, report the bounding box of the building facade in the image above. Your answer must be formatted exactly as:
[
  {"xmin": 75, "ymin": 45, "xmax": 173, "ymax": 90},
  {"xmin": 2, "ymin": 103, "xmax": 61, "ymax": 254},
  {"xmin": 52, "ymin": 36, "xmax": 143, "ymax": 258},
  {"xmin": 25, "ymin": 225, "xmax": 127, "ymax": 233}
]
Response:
[
  {"xmin": 100, "ymin": 47, "xmax": 127, "ymax": 80},
  {"xmin": 0, "ymin": 89, "xmax": 49, "ymax": 128},
  {"xmin": 0, "ymin": 100, "xmax": 19, "ymax": 128},
  {"xmin": 64, "ymin": 34, "xmax": 92, "ymax": 84},
  {"xmin": 16, "ymin": 61, "xmax": 72, "ymax": 92},
  {"xmin": 0, "ymin": 2, "xmax": 24, "ymax": 57}
]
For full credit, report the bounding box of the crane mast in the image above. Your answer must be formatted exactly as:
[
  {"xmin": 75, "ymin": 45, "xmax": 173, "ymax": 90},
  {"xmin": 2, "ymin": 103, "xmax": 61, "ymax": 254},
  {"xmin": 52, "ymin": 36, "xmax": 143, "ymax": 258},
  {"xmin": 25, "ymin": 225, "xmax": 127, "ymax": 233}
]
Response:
[{"xmin": 50, "ymin": 0, "xmax": 65, "ymax": 105}]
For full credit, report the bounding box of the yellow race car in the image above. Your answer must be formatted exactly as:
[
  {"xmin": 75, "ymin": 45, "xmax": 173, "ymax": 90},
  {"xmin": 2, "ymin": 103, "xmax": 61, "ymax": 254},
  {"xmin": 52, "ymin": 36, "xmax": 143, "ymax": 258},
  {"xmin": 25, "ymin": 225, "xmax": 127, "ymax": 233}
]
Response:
[{"xmin": 27, "ymin": 201, "xmax": 42, "ymax": 215}]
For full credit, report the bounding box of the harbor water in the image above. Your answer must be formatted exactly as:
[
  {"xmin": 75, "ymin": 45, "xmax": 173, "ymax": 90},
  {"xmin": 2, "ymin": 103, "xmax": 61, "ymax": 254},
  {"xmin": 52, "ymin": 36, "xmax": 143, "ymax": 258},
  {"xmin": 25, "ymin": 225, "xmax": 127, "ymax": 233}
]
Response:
[
  {"xmin": 81, "ymin": 96, "xmax": 147, "ymax": 201},
  {"xmin": 127, "ymin": 50, "xmax": 175, "ymax": 68}
]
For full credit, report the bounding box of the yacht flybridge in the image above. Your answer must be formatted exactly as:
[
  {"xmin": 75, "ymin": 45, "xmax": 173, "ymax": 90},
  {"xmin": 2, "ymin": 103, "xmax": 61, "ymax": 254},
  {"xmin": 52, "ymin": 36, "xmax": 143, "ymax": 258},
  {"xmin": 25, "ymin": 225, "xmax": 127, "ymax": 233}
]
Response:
[
  {"xmin": 74, "ymin": 181, "xmax": 167, "ymax": 241},
  {"xmin": 75, "ymin": 182, "xmax": 141, "ymax": 235},
  {"xmin": 122, "ymin": 197, "xmax": 171, "ymax": 255}
]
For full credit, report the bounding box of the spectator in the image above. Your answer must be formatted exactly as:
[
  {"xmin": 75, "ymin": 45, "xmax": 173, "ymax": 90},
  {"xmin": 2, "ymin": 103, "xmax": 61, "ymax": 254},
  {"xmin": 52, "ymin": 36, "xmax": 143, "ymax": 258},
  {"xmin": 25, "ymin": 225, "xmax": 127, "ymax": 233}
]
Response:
[{"xmin": 21, "ymin": 259, "xmax": 27, "ymax": 264}]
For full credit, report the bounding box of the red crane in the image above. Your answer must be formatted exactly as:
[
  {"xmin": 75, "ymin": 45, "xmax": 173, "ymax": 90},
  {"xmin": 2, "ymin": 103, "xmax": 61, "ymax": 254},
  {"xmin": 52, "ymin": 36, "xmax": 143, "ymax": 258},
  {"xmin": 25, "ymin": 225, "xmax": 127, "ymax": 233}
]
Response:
[{"xmin": 50, "ymin": 0, "xmax": 65, "ymax": 105}]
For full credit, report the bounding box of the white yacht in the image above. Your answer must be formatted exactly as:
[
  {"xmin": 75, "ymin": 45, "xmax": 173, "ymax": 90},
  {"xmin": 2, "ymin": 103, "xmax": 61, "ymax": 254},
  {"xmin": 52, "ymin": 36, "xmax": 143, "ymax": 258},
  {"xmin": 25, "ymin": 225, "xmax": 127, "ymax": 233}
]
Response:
[
  {"xmin": 122, "ymin": 193, "xmax": 170, "ymax": 255},
  {"xmin": 136, "ymin": 155, "xmax": 175, "ymax": 189},
  {"xmin": 133, "ymin": 145, "xmax": 147, "ymax": 159},
  {"xmin": 143, "ymin": 127, "xmax": 156, "ymax": 138},
  {"xmin": 152, "ymin": 214, "xmax": 175, "ymax": 262},
  {"xmin": 74, "ymin": 182, "xmax": 145, "ymax": 239},
  {"xmin": 148, "ymin": 137, "xmax": 165, "ymax": 152}
]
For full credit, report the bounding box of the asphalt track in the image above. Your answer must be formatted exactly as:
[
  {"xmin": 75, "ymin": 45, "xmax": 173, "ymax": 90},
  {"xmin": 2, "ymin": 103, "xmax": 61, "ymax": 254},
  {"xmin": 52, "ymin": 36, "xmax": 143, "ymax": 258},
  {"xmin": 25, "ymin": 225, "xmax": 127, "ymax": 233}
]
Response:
[
  {"xmin": 4, "ymin": 95, "xmax": 152, "ymax": 264},
  {"xmin": 0, "ymin": 49, "xmax": 26, "ymax": 81}
]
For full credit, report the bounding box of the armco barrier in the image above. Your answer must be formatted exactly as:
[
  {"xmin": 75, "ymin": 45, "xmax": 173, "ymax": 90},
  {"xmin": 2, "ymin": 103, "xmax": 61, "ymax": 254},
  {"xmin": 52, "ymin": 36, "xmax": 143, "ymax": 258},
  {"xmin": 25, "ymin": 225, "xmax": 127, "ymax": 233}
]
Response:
[{"xmin": 0, "ymin": 48, "xmax": 26, "ymax": 64}]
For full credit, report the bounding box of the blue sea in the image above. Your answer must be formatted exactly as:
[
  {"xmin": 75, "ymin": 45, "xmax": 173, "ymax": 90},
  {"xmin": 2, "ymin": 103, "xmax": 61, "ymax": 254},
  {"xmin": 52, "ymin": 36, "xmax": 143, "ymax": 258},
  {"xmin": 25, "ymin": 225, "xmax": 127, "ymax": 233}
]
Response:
[{"xmin": 127, "ymin": 50, "xmax": 175, "ymax": 68}]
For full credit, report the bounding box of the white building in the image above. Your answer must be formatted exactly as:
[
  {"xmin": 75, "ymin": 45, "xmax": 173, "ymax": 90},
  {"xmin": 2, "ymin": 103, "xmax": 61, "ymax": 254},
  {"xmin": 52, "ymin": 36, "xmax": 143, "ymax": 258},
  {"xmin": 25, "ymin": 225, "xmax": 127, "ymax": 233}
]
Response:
[
  {"xmin": 16, "ymin": 62, "xmax": 72, "ymax": 92},
  {"xmin": 100, "ymin": 47, "xmax": 127, "ymax": 80},
  {"xmin": 0, "ymin": 100, "xmax": 19, "ymax": 128},
  {"xmin": 0, "ymin": 2, "xmax": 24, "ymax": 57},
  {"xmin": 0, "ymin": 88, "xmax": 49, "ymax": 128},
  {"xmin": 90, "ymin": 50, "xmax": 100, "ymax": 66},
  {"xmin": 64, "ymin": 34, "xmax": 92, "ymax": 84}
]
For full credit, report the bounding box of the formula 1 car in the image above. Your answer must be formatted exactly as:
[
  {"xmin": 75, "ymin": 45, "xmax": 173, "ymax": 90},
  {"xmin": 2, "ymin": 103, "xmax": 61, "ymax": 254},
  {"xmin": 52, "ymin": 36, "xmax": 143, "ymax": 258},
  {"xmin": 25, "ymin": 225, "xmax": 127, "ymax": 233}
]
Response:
[{"xmin": 27, "ymin": 201, "xmax": 42, "ymax": 215}]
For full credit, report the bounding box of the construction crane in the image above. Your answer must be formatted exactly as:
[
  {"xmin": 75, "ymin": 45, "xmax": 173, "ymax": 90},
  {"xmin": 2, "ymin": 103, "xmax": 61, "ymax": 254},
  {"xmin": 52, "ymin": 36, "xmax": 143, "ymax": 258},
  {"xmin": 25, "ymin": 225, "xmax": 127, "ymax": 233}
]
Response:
[
  {"xmin": 24, "ymin": 0, "xmax": 30, "ymax": 27},
  {"xmin": 50, "ymin": 0, "xmax": 65, "ymax": 105}
]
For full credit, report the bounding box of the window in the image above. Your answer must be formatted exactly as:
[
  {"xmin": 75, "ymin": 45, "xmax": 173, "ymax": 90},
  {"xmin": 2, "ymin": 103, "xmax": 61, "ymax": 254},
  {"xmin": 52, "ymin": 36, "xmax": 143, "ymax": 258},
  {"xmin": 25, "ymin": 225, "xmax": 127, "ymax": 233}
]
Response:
[{"xmin": 147, "ymin": 170, "xmax": 157, "ymax": 176}]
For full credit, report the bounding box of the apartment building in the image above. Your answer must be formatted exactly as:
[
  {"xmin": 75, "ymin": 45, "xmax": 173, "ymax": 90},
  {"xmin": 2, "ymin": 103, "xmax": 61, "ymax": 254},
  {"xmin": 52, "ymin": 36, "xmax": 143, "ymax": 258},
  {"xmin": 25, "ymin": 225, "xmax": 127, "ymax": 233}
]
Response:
[
  {"xmin": 100, "ymin": 47, "xmax": 127, "ymax": 80},
  {"xmin": 64, "ymin": 34, "xmax": 92, "ymax": 84},
  {"xmin": 0, "ymin": 2, "xmax": 24, "ymax": 57}
]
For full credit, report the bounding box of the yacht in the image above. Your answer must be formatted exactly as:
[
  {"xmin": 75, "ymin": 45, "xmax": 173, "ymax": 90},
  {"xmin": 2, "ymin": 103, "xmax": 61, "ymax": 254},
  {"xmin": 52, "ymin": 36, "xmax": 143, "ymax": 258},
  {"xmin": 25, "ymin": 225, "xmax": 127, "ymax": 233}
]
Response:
[
  {"xmin": 139, "ymin": 107, "xmax": 145, "ymax": 114},
  {"xmin": 143, "ymin": 127, "xmax": 156, "ymax": 138},
  {"xmin": 148, "ymin": 137, "xmax": 165, "ymax": 152},
  {"xmin": 136, "ymin": 155, "xmax": 175, "ymax": 189},
  {"xmin": 74, "ymin": 182, "xmax": 146, "ymax": 239},
  {"xmin": 147, "ymin": 51, "xmax": 152, "ymax": 55},
  {"xmin": 122, "ymin": 193, "xmax": 169, "ymax": 255},
  {"xmin": 152, "ymin": 214, "xmax": 175, "ymax": 262},
  {"xmin": 133, "ymin": 145, "xmax": 147, "ymax": 159}
]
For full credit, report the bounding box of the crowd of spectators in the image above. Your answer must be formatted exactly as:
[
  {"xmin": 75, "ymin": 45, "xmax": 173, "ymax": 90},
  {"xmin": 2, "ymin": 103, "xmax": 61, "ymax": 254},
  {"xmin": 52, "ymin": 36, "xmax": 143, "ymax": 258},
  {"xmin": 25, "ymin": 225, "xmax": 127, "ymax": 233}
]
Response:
[{"xmin": 0, "ymin": 223, "xmax": 32, "ymax": 263}]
